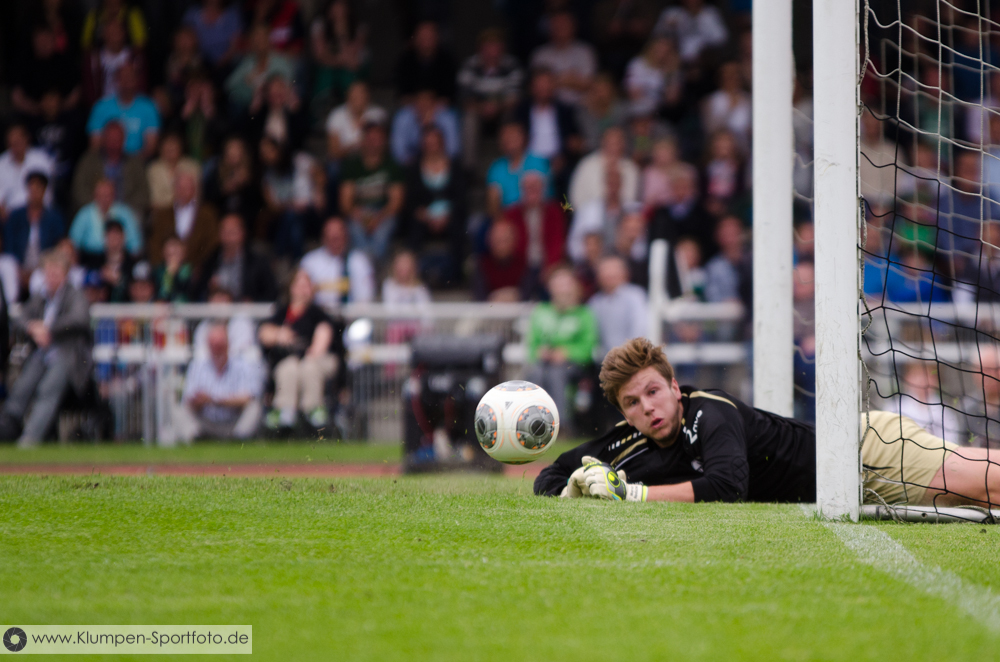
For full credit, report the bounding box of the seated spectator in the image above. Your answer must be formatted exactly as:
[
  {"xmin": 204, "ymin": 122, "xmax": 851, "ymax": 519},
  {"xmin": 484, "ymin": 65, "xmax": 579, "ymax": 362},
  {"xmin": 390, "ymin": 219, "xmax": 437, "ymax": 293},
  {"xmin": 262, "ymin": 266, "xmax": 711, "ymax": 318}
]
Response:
[
  {"xmin": 149, "ymin": 169, "xmax": 219, "ymax": 270},
  {"xmin": 613, "ymin": 208, "xmax": 649, "ymax": 286},
  {"xmin": 642, "ymin": 136, "xmax": 683, "ymax": 210},
  {"xmin": 225, "ymin": 24, "xmax": 295, "ymax": 112},
  {"xmin": 390, "ymin": 89, "xmax": 460, "ymax": 167},
  {"xmin": 514, "ymin": 68, "xmax": 583, "ymax": 184},
  {"xmin": 574, "ymin": 231, "xmax": 606, "ymax": 300},
  {"xmin": 626, "ymin": 108, "xmax": 672, "ymax": 168},
  {"xmin": 649, "ymin": 164, "xmax": 713, "ymax": 251},
  {"xmin": 395, "ymin": 21, "xmax": 456, "ymax": 101},
  {"xmin": 884, "ymin": 249, "xmax": 950, "ymax": 304},
  {"xmin": 191, "ymin": 286, "xmax": 262, "ymax": 362},
  {"xmin": 674, "ymin": 236, "xmax": 707, "ymax": 300},
  {"xmin": 71, "ymin": 121, "xmax": 149, "ymax": 216},
  {"xmin": 568, "ymin": 167, "xmax": 626, "ymax": 262},
  {"xmin": 28, "ymin": 239, "xmax": 86, "ymax": 298},
  {"xmin": 473, "ymin": 219, "xmax": 528, "ymax": 302},
  {"xmin": 310, "ymin": 0, "xmax": 369, "ymax": 105},
  {"xmin": 4, "ymin": 172, "xmax": 66, "ymax": 289},
  {"xmin": 529, "ymin": 10, "xmax": 596, "ymax": 107},
  {"xmin": 12, "ymin": 25, "xmax": 81, "ymax": 117},
  {"xmin": 193, "ymin": 213, "xmax": 277, "ymax": 302},
  {"xmin": 576, "ymin": 74, "xmax": 628, "ymax": 153},
  {"xmin": 183, "ymin": 0, "xmax": 243, "ymax": 73},
  {"xmin": 485, "ymin": 120, "xmax": 550, "ymax": 217},
  {"xmin": 164, "ymin": 25, "xmax": 204, "ymax": 102},
  {"xmin": 702, "ymin": 130, "xmax": 747, "ymax": 215},
  {"xmin": 147, "ymin": 132, "xmax": 201, "ymax": 210},
  {"xmin": 458, "ymin": 28, "xmax": 524, "ymax": 168},
  {"xmin": 86, "ymin": 62, "xmax": 160, "ymax": 159},
  {"xmin": 300, "ymin": 216, "xmax": 375, "ymax": 309},
  {"xmin": 588, "ymin": 255, "xmax": 649, "ymax": 358},
  {"xmin": 504, "ymin": 170, "xmax": 566, "ymax": 287},
  {"xmin": 704, "ymin": 215, "xmax": 746, "ymax": 303},
  {"xmin": 382, "ymin": 250, "xmax": 432, "ymax": 343},
  {"xmin": 179, "ymin": 73, "xmax": 226, "ymax": 162},
  {"xmin": 339, "ymin": 120, "xmax": 404, "ymax": 259},
  {"xmin": 526, "ymin": 267, "xmax": 599, "ymax": 433},
  {"xmin": 325, "ymin": 81, "xmax": 386, "ymax": 160},
  {"xmin": 0, "ymin": 249, "xmax": 91, "ymax": 447},
  {"xmin": 0, "ymin": 233, "xmax": 19, "ymax": 306},
  {"xmin": 82, "ymin": 18, "xmax": 147, "ymax": 104},
  {"xmin": 257, "ymin": 138, "xmax": 324, "ymax": 258},
  {"xmin": 653, "ymin": 0, "xmax": 728, "ymax": 64},
  {"xmin": 91, "ymin": 219, "xmax": 133, "ymax": 302},
  {"xmin": 176, "ymin": 323, "xmax": 264, "ymax": 443},
  {"xmin": 568, "ymin": 126, "xmax": 639, "ymax": 211},
  {"xmin": 203, "ymin": 137, "xmax": 262, "ymax": 225},
  {"xmin": 69, "ymin": 179, "xmax": 143, "ymax": 262},
  {"xmin": 0, "ymin": 124, "xmax": 55, "ymax": 219},
  {"xmin": 897, "ymin": 361, "xmax": 964, "ymax": 444},
  {"xmin": 128, "ymin": 260, "xmax": 155, "ymax": 303},
  {"xmin": 702, "ymin": 61, "xmax": 752, "ymax": 152},
  {"xmin": 153, "ymin": 236, "xmax": 193, "ymax": 302},
  {"xmin": 624, "ymin": 35, "xmax": 683, "ymax": 116},
  {"xmin": 247, "ymin": 74, "xmax": 308, "ymax": 152},
  {"xmin": 30, "ymin": 91, "xmax": 85, "ymax": 207},
  {"xmin": 248, "ymin": 0, "xmax": 306, "ymax": 56},
  {"xmin": 81, "ymin": 0, "xmax": 148, "ymax": 51},
  {"xmin": 402, "ymin": 126, "xmax": 466, "ymax": 288},
  {"xmin": 260, "ymin": 269, "xmax": 342, "ymax": 431}
]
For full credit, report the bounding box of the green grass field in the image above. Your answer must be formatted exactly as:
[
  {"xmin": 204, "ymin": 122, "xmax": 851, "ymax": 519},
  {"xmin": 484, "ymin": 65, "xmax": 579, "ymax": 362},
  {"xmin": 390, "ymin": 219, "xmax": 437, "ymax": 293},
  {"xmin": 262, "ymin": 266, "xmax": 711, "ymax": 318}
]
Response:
[{"xmin": 3, "ymin": 467, "xmax": 1000, "ymax": 661}]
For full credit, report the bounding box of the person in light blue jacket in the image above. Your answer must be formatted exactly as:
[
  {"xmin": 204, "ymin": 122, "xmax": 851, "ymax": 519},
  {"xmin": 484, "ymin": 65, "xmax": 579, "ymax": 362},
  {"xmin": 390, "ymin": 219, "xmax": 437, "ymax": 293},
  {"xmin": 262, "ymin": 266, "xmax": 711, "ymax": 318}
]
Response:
[{"xmin": 69, "ymin": 178, "xmax": 143, "ymax": 260}]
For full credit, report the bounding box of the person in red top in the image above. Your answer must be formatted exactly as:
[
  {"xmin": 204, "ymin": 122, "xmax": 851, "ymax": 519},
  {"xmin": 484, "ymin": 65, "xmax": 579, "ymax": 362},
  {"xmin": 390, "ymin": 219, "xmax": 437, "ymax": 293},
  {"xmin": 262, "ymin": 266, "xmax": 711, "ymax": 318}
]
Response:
[
  {"xmin": 473, "ymin": 219, "xmax": 527, "ymax": 302},
  {"xmin": 504, "ymin": 170, "xmax": 566, "ymax": 298},
  {"xmin": 245, "ymin": 0, "xmax": 306, "ymax": 56}
]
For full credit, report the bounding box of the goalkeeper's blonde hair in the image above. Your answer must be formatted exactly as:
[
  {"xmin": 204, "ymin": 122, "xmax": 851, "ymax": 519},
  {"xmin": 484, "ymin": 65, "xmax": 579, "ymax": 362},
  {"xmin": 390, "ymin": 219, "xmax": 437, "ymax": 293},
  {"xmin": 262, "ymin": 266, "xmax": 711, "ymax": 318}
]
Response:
[{"xmin": 599, "ymin": 338, "xmax": 675, "ymax": 410}]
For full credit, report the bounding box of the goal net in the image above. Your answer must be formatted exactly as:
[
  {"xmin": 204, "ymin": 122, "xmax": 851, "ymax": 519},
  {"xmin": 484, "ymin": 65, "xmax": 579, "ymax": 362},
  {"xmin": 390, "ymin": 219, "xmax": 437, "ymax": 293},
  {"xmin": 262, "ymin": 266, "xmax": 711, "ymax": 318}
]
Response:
[{"xmin": 857, "ymin": 0, "xmax": 1000, "ymax": 520}]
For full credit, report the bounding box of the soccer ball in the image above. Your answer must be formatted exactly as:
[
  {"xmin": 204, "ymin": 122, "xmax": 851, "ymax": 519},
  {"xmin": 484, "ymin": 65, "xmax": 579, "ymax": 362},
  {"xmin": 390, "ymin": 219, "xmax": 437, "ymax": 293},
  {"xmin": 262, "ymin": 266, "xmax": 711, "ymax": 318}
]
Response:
[{"xmin": 474, "ymin": 380, "xmax": 560, "ymax": 464}]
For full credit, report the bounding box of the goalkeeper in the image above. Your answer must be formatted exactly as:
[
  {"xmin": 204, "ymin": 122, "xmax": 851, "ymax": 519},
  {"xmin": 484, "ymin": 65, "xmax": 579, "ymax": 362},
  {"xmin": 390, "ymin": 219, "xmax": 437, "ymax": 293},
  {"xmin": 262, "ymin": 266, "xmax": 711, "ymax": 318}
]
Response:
[{"xmin": 535, "ymin": 337, "xmax": 1000, "ymax": 507}]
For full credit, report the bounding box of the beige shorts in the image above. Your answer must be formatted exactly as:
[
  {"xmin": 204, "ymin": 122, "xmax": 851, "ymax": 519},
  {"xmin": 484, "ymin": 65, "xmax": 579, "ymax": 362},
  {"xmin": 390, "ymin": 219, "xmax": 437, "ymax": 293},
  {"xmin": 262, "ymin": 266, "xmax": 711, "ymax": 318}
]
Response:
[{"xmin": 861, "ymin": 411, "xmax": 958, "ymax": 505}]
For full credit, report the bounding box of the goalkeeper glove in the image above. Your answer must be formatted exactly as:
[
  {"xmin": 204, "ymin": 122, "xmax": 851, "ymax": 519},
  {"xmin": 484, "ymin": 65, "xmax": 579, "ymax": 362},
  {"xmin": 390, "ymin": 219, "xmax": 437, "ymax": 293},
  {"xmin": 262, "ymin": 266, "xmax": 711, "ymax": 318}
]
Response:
[
  {"xmin": 559, "ymin": 465, "xmax": 588, "ymax": 498},
  {"xmin": 580, "ymin": 455, "xmax": 648, "ymax": 502}
]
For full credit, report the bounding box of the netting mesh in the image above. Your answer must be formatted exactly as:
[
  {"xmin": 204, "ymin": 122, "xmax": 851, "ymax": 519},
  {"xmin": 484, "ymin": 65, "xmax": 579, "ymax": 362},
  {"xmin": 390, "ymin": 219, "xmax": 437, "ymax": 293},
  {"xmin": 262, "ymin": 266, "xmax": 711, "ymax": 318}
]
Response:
[{"xmin": 859, "ymin": 0, "xmax": 1000, "ymax": 516}]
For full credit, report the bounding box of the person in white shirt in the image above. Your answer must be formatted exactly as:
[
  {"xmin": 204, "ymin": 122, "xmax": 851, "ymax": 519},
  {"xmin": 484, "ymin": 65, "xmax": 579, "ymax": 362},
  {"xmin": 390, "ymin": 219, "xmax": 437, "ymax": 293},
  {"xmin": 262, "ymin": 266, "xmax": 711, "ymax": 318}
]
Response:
[
  {"xmin": 325, "ymin": 81, "xmax": 387, "ymax": 160},
  {"xmin": 653, "ymin": 0, "xmax": 728, "ymax": 64},
  {"xmin": 587, "ymin": 255, "xmax": 649, "ymax": 359},
  {"xmin": 529, "ymin": 11, "xmax": 596, "ymax": 107},
  {"xmin": 176, "ymin": 323, "xmax": 264, "ymax": 443},
  {"xmin": 568, "ymin": 126, "xmax": 640, "ymax": 211},
  {"xmin": 0, "ymin": 124, "xmax": 55, "ymax": 219},
  {"xmin": 382, "ymin": 249, "xmax": 432, "ymax": 344},
  {"xmin": 701, "ymin": 61, "xmax": 752, "ymax": 153},
  {"xmin": 300, "ymin": 216, "xmax": 375, "ymax": 310}
]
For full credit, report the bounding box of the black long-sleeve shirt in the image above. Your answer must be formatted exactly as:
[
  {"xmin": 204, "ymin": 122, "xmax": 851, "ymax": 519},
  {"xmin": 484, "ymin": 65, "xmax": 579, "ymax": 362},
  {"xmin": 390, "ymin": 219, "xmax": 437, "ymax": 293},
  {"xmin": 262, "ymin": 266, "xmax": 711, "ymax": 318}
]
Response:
[{"xmin": 534, "ymin": 386, "xmax": 816, "ymax": 502}]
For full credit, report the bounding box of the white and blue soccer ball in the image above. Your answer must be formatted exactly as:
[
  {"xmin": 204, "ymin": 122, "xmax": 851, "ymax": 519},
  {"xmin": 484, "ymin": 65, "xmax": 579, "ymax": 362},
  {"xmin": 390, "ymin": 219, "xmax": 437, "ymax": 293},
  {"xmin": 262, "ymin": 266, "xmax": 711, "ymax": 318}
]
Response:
[{"xmin": 474, "ymin": 381, "xmax": 560, "ymax": 464}]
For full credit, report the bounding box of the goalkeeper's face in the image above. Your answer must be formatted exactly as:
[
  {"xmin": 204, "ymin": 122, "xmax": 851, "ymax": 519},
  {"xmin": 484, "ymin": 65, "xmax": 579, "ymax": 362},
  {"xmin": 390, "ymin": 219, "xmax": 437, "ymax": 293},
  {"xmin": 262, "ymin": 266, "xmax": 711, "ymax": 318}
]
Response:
[{"xmin": 617, "ymin": 367, "xmax": 684, "ymax": 444}]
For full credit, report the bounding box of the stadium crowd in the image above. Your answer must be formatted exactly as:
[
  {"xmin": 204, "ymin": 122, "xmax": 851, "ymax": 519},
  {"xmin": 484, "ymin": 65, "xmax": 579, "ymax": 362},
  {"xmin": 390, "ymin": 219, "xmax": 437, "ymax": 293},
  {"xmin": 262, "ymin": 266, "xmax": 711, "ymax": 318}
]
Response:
[{"xmin": 0, "ymin": 0, "xmax": 784, "ymax": 444}]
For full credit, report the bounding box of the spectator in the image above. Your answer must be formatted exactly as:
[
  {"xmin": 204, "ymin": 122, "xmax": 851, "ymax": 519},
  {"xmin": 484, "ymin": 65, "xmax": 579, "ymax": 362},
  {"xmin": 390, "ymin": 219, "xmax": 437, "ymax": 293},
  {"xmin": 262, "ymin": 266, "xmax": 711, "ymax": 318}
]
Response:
[
  {"xmin": 4, "ymin": 172, "xmax": 66, "ymax": 288},
  {"xmin": 473, "ymin": 219, "xmax": 528, "ymax": 302},
  {"xmin": 191, "ymin": 287, "xmax": 261, "ymax": 362},
  {"xmin": 626, "ymin": 109, "xmax": 672, "ymax": 168},
  {"xmin": 30, "ymin": 91, "xmax": 85, "ymax": 207},
  {"xmin": 624, "ymin": 35, "xmax": 683, "ymax": 116},
  {"xmin": 884, "ymin": 249, "xmax": 950, "ymax": 304},
  {"xmin": 505, "ymin": 170, "xmax": 566, "ymax": 284},
  {"xmin": 401, "ymin": 126, "xmax": 466, "ymax": 287},
  {"xmin": 702, "ymin": 61, "xmax": 752, "ymax": 152},
  {"xmin": 81, "ymin": 0, "xmax": 148, "ymax": 51},
  {"xmin": 25, "ymin": 0, "xmax": 84, "ymax": 62},
  {"xmin": 325, "ymin": 81, "xmax": 386, "ymax": 160},
  {"xmin": 526, "ymin": 267, "xmax": 599, "ymax": 433},
  {"xmin": 792, "ymin": 260, "xmax": 816, "ymax": 422},
  {"xmin": 28, "ymin": 238, "xmax": 86, "ymax": 298},
  {"xmin": 224, "ymin": 24, "xmax": 295, "ymax": 112},
  {"xmin": 590, "ymin": 0, "xmax": 659, "ymax": 80},
  {"xmin": 12, "ymin": 25, "xmax": 81, "ymax": 117},
  {"xmin": 92, "ymin": 219, "xmax": 133, "ymax": 303},
  {"xmin": 183, "ymin": 0, "xmax": 243, "ymax": 72},
  {"xmin": 127, "ymin": 261, "xmax": 155, "ymax": 303},
  {"xmin": 529, "ymin": 11, "xmax": 597, "ymax": 107},
  {"xmin": 247, "ymin": 0, "xmax": 307, "ymax": 55},
  {"xmin": 576, "ymin": 73, "xmax": 628, "ymax": 153},
  {"xmin": 458, "ymin": 28, "xmax": 524, "ymax": 168},
  {"xmin": 179, "ymin": 73, "xmax": 227, "ymax": 162},
  {"xmin": 164, "ymin": 26, "xmax": 204, "ymax": 103},
  {"xmin": 390, "ymin": 88, "xmax": 460, "ymax": 166},
  {"xmin": 649, "ymin": 164, "xmax": 713, "ymax": 252},
  {"xmin": 300, "ymin": 216, "xmax": 375, "ymax": 309},
  {"xmin": 588, "ymin": 255, "xmax": 649, "ymax": 358},
  {"xmin": 82, "ymin": 18, "xmax": 147, "ymax": 104},
  {"xmin": 203, "ymin": 137, "xmax": 262, "ymax": 226},
  {"xmin": 859, "ymin": 107, "xmax": 910, "ymax": 217},
  {"xmin": 86, "ymin": 62, "xmax": 161, "ymax": 158},
  {"xmin": 0, "ymin": 249, "xmax": 91, "ymax": 447},
  {"xmin": 704, "ymin": 215, "xmax": 746, "ymax": 303},
  {"xmin": 147, "ymin": 133, "xmax": 201, "ymax": 210},
  {"xmin": 702, "ymin": 130, "xmax": 747, "ymax": 215},
  {"xmin": 193, "ymin": 213, "xmax": 277, "ymax": 302},
  {"xmin": 310, "ymin": 0, "xmax": 369, "ymax": 105},
  {"xmin": 515, "ymin": 68, "xmax": 583, "ymax": 183},
  {"xmin": 69, "ymin": 179, "xmax": 143, "ymax": 261},
  {"xmin": 568, "ymin": 167, "xmax": 627, "ymax": 262},
  {"xmin": 246, "ymin": 74, "xmax": 308, "ymax": 152},
  {"xmin": 568, "ymin": 126, "xmax": 639, "ymax": 211},
  {"xmin": 339, "ymin": 121, "xmax": 404, "ymax": 259},
  {"xmin": 642, "ymin": 136, "xmax": 683, "ymax": 210},
  {"xmin": 939, "ymin": 150, "xmax": 999, "ymax": 282},
  {"xmin": 258, "ymin": 137, "xmax": 318, "ymax": 259},
  {"xmin": 897, "ymin": 361, "xmax": 964, "ymax": 444},
  {"xmin": 674, "ymin": 236, "xmax": 706, "ymax": 300},
  {"xmin": 153, "ymin": 236, "xmax": 193, "ymax": 302},
  {"xmin": 0, "ymin": 233, "xmax": 20, "ymax": 306},
  {"xmin": 149, "ymin": 169, "xmax": 219, "ymax": 270},
  {"xmin": 382, "ymin": 250, "xmax": 431, "ymax": 343},
  {"xmin": 0, "ymin": 124, "xmax": 55, "ymax": 219},
  {"xmin": 574, "ymin": 231, "xmax": 606, "ymax": 299},
  {"xmin": 71, "ymin": 121, "xmax": 148, "ymax": 216},
  {"xmin": 485, "ymin": 120, "xmax": 551, "ymax": 217},
  {"xmin": 176, "ymin": 322, "xmax": 264, "ymax": 442},
  {"xmin": 653, "ymin": 0, "xmax": 728, "ymax": 64},
  {"xmin": 613, "ymin": 208, "xmax": 649, "ymax": 285},
  {"xmin": 395, "ymin": 21, "xmax": 456, "ymax": 101},
  {"xmin": 260, "ymin": 269, "xmax": 342, "ymax": 430}
]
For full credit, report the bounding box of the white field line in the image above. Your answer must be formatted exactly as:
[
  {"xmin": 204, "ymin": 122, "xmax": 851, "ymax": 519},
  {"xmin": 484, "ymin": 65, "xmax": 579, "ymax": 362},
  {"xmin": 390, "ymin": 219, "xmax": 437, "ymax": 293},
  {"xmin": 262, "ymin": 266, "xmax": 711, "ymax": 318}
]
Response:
[{"xmin": 824, "ymin": 520, "xmax": 1000, "ymax": 631}]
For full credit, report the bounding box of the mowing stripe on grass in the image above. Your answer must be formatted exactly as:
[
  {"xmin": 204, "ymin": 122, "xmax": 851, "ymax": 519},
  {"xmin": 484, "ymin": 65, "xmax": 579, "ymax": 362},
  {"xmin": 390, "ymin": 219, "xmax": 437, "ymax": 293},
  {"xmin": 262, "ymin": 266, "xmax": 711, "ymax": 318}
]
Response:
[{"xmin": 824, "ymin": 521, "xmax": 1000, "ymax": 631}]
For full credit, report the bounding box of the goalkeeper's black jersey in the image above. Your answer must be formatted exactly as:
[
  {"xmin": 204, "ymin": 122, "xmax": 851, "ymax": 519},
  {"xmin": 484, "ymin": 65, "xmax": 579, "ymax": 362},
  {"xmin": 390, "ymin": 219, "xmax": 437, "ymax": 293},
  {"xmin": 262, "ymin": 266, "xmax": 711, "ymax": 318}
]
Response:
[{"xmin": 534, "ymin": 386, "xmax": 816, "ymax": 502}]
